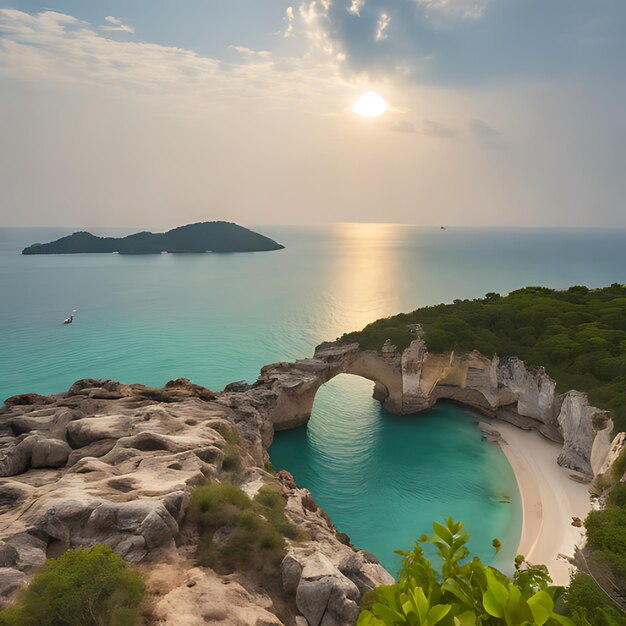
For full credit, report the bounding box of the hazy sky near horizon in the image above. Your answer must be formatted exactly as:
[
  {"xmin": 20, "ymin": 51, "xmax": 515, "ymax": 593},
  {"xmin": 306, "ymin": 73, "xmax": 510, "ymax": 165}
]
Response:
[{"xmin": 0, "ymin": 1, "xmax": 625, "ymax": 228}]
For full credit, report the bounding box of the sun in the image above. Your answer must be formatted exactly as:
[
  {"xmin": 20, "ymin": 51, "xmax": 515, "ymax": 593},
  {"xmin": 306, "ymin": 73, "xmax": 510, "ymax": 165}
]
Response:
[{"xmin": 352, "ymin": 91, "xmax": 387, "ymax": 118}]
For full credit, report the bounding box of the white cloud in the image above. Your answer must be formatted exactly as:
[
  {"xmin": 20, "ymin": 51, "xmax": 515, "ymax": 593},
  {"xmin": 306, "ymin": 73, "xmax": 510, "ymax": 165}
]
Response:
[
  {"xmin": 299, "ymin": 1, "xmax": 336, "ymax": 56},
  {"xmin": 347, "ymin": 0, "xmax": 365, "ymax": 17},
  {"xmin": 0, "ymin": 8, "xmax": 78, "ymax": 35},
  {"xmin": 375, "ymin": 13, "xmax": 391, "ymax": 41},
  {"xmin": 101, "ymin": 15, "xmax": 135, "ymax": 34},
  {"xmin": 414, "ymin": 0, "xmax": 489, "ymax": 19},
  {"xmin": 228, "ymin": 45, "xmax": 272, "ymax": 58},
  {"xmin": 0, "ymin": 9, "xmax": 347, "ymax": 114},
  {"xmin": 284, "ymin": 6, "xmax": 295, "ymax": 37}
]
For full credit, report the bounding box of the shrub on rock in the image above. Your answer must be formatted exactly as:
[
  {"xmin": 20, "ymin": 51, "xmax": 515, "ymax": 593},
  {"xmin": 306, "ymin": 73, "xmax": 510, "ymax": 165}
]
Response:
[
  {"xmin": 0, "ymin": 545, "xmax": 144, "ymax": 626},
  {"xmin": 190, "ymin": 482, "xmax": 305, "ymax": 579}
]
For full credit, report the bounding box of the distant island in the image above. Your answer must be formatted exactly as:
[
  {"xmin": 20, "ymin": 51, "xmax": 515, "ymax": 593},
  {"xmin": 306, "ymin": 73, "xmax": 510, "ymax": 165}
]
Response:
[{"xmin": 21, "ymin": 221, "xmax": 284, "ymax": 255}]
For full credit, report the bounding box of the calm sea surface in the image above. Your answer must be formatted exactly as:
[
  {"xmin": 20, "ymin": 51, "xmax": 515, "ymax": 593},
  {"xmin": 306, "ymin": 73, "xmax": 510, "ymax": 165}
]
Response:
[{"xmin": 1, "ymin": 225, "xmax": 625, "ymax": 574}]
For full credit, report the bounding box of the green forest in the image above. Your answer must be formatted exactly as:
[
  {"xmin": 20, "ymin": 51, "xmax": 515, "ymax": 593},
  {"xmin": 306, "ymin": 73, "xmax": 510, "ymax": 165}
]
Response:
[{"xmin": 341, "ymin": 284, "xmax": 626, "ymax": 433}]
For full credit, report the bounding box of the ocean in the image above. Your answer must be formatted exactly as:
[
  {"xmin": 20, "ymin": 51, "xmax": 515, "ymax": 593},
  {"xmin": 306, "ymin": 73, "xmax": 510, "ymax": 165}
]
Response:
[{"xmin": 1, "ymin": 224, "xmax": 625, "ymax": 574}]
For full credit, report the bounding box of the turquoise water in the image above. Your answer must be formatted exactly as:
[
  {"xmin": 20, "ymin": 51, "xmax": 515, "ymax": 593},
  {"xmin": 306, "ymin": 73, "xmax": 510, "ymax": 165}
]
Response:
[
  {"xmin": 269, "ymin": 376, "xmax": 522, "ymax": 576},
  {"xmin": 1, "ymin": 225, "xmax": 625, "ymax": 573}
]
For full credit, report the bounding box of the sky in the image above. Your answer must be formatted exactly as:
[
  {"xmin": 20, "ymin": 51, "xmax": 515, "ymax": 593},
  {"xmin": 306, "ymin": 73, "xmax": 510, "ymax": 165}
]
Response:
[{"xmin": 0, "ymin": 1, "xmax": 625, "ymax": 228}]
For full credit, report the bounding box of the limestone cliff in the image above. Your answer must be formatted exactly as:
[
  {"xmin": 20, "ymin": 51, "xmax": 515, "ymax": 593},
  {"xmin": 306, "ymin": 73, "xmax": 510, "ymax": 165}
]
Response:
[{"xmin": 0, "ymin": 378, "xmax": 392, "ymax": 625}]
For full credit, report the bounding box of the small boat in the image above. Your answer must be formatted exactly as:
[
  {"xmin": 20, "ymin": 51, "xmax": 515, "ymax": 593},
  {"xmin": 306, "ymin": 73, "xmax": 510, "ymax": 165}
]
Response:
[
  {"xmin": 440, "ymin": 226, "xmax": 446, "ymax": 230},
  {"xmin": 63, "ymin": 310, "xmax": 76, "ymax": 325}
]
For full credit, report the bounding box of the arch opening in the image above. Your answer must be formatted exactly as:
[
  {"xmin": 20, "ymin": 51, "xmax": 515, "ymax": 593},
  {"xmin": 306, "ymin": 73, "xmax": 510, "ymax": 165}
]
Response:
[
  {"xmin": 268, "ymin": 376, "xmax": 523, "ymax": 577},
  {"xmin": 270, "ymin": 369, "xmax": 392, "ymax": 432},
  {"xmin": 267, "ymin": 345, "xmax": 402, "ymax": 432}
]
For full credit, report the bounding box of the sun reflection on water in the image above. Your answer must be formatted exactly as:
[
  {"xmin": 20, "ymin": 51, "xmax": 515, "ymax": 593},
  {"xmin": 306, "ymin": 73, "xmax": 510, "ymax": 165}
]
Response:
[{"xmin": 327, "ymin": 222, "xmax": 412, "ymax": 333}]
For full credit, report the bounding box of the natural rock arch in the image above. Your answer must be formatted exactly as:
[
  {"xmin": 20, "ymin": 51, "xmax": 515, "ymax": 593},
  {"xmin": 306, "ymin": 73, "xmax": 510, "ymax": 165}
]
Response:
[
  {"xmin": 252, "ymin": 339, "xmax": 615, "ymax": 478},
  {"xmin": 257, "ymin": 342, "xmax": 403, "ymax": 431}
]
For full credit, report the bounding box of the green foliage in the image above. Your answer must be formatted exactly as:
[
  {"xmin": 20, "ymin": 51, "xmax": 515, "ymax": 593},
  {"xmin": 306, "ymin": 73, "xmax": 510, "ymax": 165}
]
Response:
[
  {"xmin": 255, "ymin": 485, "xmax": 286, "ymax": 510},
  {"xmin": 565, "ymin": 573, "xmax": 626, "ymax": 626},
  {"xmin": 611, "ymin": 410, "xmax": 626, "ymax": 442},
  {"xmin": 210, "ymin": 424, "xmax": 243, "ymax": 474},
  {"xmin": 0, "ymin": 545, "xmax": 144, "ymax": 626},
  {"xmin": 607, "ymin": 483, "xmax": 626, "ymax": 508},
  {"xmin": 581, "ymin": 445, "xmax": 626, "ymax": 609},
  {"xmin": 255, "ymin": 485, "xmax": 304, "ymax": 540},
  {"xmin": 357, "ymin": 518, "xmax": 572, "ymax": 626},
  {"xmin": 585, "ymin": 505, "xmax": 626, "ymax": 592},
  {"xmin": 190, "ymin": 482, "xmax": 304, "ymax": 579},
  {"xmin": 190, "ymin": 481, "xmax": 251, "ymax": 527},
  {"xmin": 220, "ymin": 426, "xmax": 240, "ymax": 445},
  {"xmin": 221, "ymin": 444, "xmax": 242, "ymax": 473},
  {"xmin": 341, "ymin": 285, "xmax": 626, "ymax": 433}
]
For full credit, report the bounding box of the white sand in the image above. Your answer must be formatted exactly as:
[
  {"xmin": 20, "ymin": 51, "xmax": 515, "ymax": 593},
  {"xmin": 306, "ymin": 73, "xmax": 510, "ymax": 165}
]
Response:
[{"xmin": 479, "ymin": 421, "xmax": 591, "ymax": 585}]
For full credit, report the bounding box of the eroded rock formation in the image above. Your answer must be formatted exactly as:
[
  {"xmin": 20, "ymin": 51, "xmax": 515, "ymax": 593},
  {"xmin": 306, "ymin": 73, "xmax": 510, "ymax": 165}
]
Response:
[
  {"xmin": 258, "ymin": 339, "xmax": 616, "ymax": 478},
  {"xmin": 0, "ymin": 378, "xmax": 392, "ymax": 624}
]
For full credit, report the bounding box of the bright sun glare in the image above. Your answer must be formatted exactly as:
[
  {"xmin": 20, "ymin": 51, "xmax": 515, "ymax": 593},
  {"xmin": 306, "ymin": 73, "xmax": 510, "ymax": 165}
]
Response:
[{"xmin": 352, "ymin": 91, "xmax": 387, "ymax": 118}]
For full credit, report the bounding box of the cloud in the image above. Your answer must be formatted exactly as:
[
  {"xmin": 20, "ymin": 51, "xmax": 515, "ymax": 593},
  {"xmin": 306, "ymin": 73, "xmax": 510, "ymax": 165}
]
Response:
[
  {"xmin": 0, "ymin": 8, "xmax": 78, "ymax": 33},
  {"xmin": 0, "ymin": 8, "xmax": 348, "ymax": 114},
  {"xmin": 291, "ymin": 0, "xmax": 626, "ymax": 87},
  {"xmin": 422, "ymin": 119, "xmax": 458, "ymax": 138},
  {"xmin": 469, "ymin": 118, "xmax": 502, "ymax": 146},
  {"xmin": 375, "ymin": 13, "xmax": 390, "ymax": 41},
  {"xmin": 101, "ymin": 15, "xmax": 134, "ymax": 34},
  {"xmin": 228, "ymin": 45, "xmax": 272, "ymax": 58},
  {"xmin": 284, "ymin": 6, "xmax": 295, "ymax": 38},
  {"xmin": 298, "ymin": 2, "xmax": 338, "ymax": 57},
  {"xmin": 348, "ymin": 0, "xmax": 365, "ymax": 17},
  {"xmin": 389, "ymin": 120, "xmax": 416, "ymax": 133},
  {"xmin": 414, "ymin": 0, "xmax": 488, "ymax": 19},
  {"xmin": 0, "ymin": 10, "xmax": 217, "ymax": 94}
]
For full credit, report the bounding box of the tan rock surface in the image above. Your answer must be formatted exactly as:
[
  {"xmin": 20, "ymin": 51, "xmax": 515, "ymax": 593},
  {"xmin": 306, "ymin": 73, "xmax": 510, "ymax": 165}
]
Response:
[{"xmin": 0, "ymin": 377, "xmax": 391, "ymax": 624}]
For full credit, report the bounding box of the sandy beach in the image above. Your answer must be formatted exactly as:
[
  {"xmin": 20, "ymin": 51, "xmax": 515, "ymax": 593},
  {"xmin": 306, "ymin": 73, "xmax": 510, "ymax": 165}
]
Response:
[{"xmin": 479, "ymin": 421, "xmax": 592, "ymax": 586}]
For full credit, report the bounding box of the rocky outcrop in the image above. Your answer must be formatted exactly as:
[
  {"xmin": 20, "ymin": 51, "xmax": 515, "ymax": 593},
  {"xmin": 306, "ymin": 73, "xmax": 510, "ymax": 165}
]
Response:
[
  {"xmin": 556, "ymin": 392, "xmax": 613, "ymax": 476},
  {"xmin": 275, "ymin": 471, "xmax": 393, "ymax": 625},
  {"xmin": 146, "ymin": 560, "xmax": 285, "ymax": 626},
  {"xmin": 0, "ymin": 378, "xmax": 391, "ymax": 624},
  {"xmin": 595, "ymin": 432, "xmax": 626, "ymax": 477}
]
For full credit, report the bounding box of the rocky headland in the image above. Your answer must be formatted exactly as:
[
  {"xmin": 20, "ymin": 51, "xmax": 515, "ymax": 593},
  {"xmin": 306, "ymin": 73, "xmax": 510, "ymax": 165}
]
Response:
[{"xmin": 1, "ymin": 338, "xmax": 624, "ymax": 624}]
